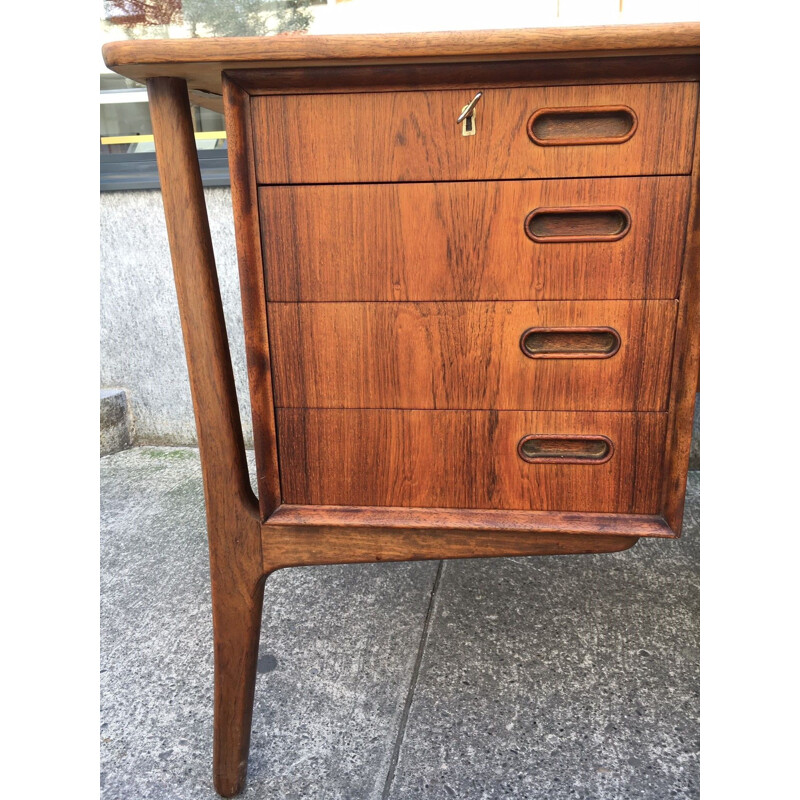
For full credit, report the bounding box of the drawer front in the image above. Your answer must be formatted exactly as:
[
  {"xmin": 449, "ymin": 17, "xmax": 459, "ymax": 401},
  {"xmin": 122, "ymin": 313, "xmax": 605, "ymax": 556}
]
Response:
[
  {"xmin": 269, "ymin": 301, "xmax": 677, "ymax": 411},
  {"xmin": 260, "ymin": 176, "xmax": 690, "ymax": 301},
  {"xmin": 252, "ymin": 82, "xmax": 697, "ymax": 184},
  {"xmin": 277, "ymin": 409, "xmax": 666, "ymax": 513}
]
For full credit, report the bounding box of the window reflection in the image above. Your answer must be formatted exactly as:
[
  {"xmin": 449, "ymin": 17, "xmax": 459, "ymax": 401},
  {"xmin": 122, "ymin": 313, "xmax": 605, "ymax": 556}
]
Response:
[{"xmin": 100, "ymin": 74, "xmax": 227, "ymax": 154}]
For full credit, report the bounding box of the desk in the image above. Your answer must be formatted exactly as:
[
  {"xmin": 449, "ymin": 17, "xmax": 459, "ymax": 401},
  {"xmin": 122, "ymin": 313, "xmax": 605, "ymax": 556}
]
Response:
[{"xmin": 103, "ymin": 23, "xmax": 700, "ymax": 797}]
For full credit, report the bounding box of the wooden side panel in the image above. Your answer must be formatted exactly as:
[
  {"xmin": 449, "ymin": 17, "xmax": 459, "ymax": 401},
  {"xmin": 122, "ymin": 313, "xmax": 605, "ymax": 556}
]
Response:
[
  {"xmin": 660, "ymin": 114, "xmax": 700, "ymax": 533},
  {"xmin": 259, "ymin": 176, "xmax": 690, "ymax": 301},
  {"xmin": 268, "ymin": 300, "xmax": 677, "ymax": 411},
  {"xmin": 223, "ymin": 77, "xmax": 281, "ymax": 520},
  {"xmin": 277, "ymin": 409, "xmax": 666, "ymax": 513},
  {"xmin": 252, "ymin": 82, "xmax": 697, "ymax": 183}
]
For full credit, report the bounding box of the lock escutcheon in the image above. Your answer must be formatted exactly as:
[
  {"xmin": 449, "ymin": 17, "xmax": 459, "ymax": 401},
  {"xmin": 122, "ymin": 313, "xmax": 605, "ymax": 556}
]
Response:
[{"xmin": 458, "ymin": 92, "xmax": 482, "ymax": 136}]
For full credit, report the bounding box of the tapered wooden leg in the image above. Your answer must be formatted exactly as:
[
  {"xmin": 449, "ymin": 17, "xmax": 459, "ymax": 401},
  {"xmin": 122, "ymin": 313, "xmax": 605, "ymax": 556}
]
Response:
[
  {"xmin": 212, "ymin": 570, "xmax": 267, "ymax": 797},
  {"xmin": 146, "ymin": 75, "xmax": 270, "ymax": 797},
  {"xmin": 207, "ymin": 504, "xmax": 268, "ymax": 797},
  {"xmin": 206, "ymin": 506, "xmax": 268, "ymax": 798}
]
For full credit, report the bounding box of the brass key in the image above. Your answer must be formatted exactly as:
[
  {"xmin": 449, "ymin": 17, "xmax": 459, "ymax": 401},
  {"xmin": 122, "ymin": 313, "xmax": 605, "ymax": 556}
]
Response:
[{"xmin": 457, "ymin": 91, "xmax": 482, "ymax": 136}]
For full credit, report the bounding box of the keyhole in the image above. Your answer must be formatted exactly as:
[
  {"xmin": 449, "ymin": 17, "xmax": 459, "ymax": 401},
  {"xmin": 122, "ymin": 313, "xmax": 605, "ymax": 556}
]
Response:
[{"xmin": 460, "ymin": 106, "xmax": 477, "ymax": 137}]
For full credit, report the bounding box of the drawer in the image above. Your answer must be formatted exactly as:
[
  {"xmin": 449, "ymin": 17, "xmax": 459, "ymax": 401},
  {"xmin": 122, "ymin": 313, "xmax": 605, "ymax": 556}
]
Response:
[
  {"xmin": 269, "ymin": 300, "xmax": 677, "ymax": 411},
  {"xmin": 277, "ymin": 410, "xmax": 666, "ymax": 513},
  {"xmin": 260, "ymin": 176, "xmax": 690, "ymax": 301},
  {"xmin": 252, "ymin": 82, "xmax": 697, "ymax": 184}
]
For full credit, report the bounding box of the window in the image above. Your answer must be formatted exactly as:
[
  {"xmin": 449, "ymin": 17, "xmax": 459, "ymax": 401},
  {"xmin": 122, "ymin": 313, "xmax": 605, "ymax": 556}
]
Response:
[{"xmin": 100, "ymin": 67, "xmax": 229, "ymax": 190}]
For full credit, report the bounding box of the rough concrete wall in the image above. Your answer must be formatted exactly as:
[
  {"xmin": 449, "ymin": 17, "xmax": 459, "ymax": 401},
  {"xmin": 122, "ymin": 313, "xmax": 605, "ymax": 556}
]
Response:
[{"xmin": 100, "ymin": 188, "xmax": 253, "ymax": 447}]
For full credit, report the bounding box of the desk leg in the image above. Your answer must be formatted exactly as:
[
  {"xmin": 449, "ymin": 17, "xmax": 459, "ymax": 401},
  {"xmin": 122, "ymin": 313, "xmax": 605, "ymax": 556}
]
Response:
[
  {"xmin": 209, "ymin": 568, "xmax": 267, "ymax": 797},
  {"xmin": 146, "ymin": 76, "xmax": 265, "ymax": 797}
]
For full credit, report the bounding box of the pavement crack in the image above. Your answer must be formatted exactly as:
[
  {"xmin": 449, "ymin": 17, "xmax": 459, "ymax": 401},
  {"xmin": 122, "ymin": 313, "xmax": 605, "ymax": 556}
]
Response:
[{"xmin": 381, "ymin": 560, "xmax": 444, "ymax": 800}]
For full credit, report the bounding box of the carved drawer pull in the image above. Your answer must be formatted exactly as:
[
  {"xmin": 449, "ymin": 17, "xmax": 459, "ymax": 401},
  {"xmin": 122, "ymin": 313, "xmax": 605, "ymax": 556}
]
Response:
[
  {"xmin": 520, "ymin": 327, "xmax": 621, "ymax": 359},
  {"xmin": 517, "ymin": 434, "xmax": 614, "ymax": 464},
  {"xmin": 527, "ymin": 105, "xmax": 638, "ymax": 146},
  {"xmin": 524, "ymin": 205, "xmax": 631, "ymax": 243}
]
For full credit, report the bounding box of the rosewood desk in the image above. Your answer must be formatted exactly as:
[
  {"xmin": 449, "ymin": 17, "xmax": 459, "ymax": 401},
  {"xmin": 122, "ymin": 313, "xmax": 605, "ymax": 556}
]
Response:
[{"xmin": 103, "ymin": 22, "xmax": 700, "ymax": 797}]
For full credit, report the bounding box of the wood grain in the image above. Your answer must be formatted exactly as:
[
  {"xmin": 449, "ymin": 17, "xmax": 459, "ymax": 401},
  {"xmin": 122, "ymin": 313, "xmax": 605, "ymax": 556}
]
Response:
[
  {"xmin": 520, "ymin": 326, "xmax": 620, "ymax": 358},
  {"xmin": 128, "ymin": 32, "xmax": 701, "ymax": 798},
  {"xmin": 222, "ymin": 77, "xmax": 282, "ymax": 522},
  {"xmin": 259, "ymin": 176, "xmax": 691, "ymax": 301},
  {"xmin": 266, "ymin": 504, "xmax": 672, "ymax": 537},
  {"xmin": 528, "ymin": 104, "xmax": 638, "ymax": 145},
  {"xmin": 517, "ymin": 433, "xmax": 614, "ymax": 464},
  {"xmin": 268, "ymin": 300, "xmax": 677, "ymax": 411},
  {"xmin": 524, "ymin": 205, "xmax": 631, "ymax": 242},
  {"xmin": 261, "ymin": 503, "xmax": 680, "ymax": 572},
  {"xmin": 103, "ymin": 23, "xmax": 700, "ymax": 95},
  {"xmin": 252, "ymin": 82, "xmax": 697, "ymax": 184},
  {"xmin": 231, "ymin": 55, "xmax": 699, "ymax": 97},
  {"xmin": 660, "ymin": 113, "xmax": 701, "ymax": 533},
  {"xmin": 147, "ymin": 77, "xmax": 265, "ymax": 798},
  {"xmin": 276, "ymin": 409, "xmax": 666, "ymax": 513},
  {"xmin": 263, "ymin": 524, "xmax": 641, "ymax": 571}
]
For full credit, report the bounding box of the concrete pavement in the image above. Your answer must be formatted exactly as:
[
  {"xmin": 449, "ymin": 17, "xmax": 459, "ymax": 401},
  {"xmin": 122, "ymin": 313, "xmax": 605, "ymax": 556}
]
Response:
[{"xmin": 100, "ymin": 448, "xmax": 699, "ymax": 799}]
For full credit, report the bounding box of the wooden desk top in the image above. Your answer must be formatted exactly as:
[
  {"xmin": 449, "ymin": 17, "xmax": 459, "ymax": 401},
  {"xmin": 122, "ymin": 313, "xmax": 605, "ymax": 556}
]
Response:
[{"xmin": 103, "ymin": 22, "xmax": 699, "ymax": 110}]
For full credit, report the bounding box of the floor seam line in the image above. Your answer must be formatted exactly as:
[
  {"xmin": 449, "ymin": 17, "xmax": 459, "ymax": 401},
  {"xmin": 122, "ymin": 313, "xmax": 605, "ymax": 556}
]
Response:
[{"xmin": 380, "ymin": 560, "xmax": 444, "ymax": 800}]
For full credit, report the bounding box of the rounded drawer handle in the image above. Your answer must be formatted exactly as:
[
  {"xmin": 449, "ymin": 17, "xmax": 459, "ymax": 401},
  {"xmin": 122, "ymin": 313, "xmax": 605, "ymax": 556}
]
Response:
[
  {"xmin": 520, "ymin": 327, "xmax": 621, "ymax": 359},
  {"xmin": 527, "ymin": 105, "xmax": 638, "ymax": 146},
  {"xmin": 524, "ymin": 205, "xmax": 631, "ymax": 243},
  {"xmin": 517, "ymin": 434, "xmax": 614, "ymax": 465}
]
